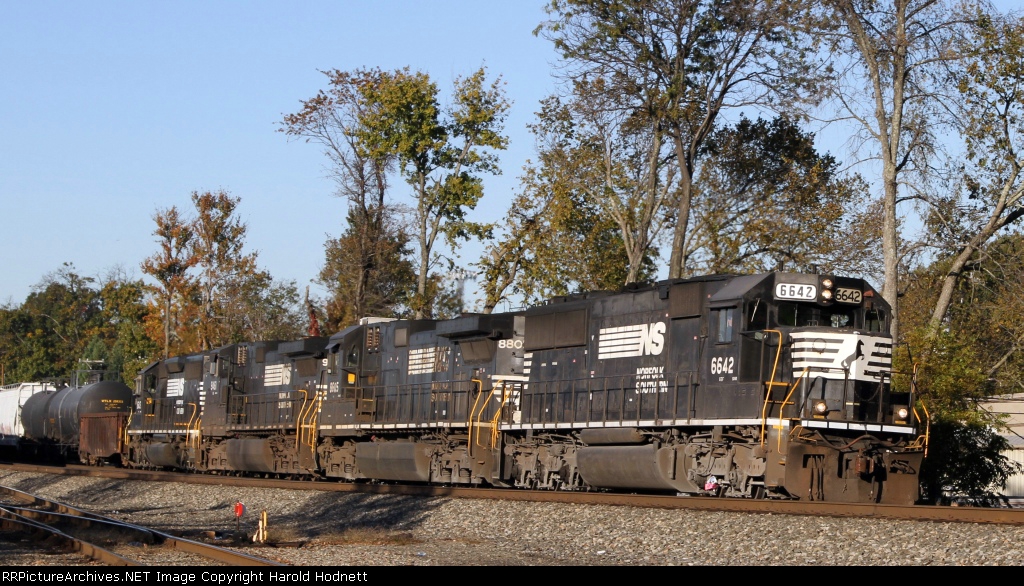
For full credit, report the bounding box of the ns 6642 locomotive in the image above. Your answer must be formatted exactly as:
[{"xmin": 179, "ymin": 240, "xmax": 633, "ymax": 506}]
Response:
[{"xmin": 123, "ymin": 271, "xmax": 925, "ymax": 505}]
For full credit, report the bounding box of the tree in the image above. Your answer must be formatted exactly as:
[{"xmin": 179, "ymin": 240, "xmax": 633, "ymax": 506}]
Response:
[
  {"xmin": 527, "ymin": 86, "xmax": 673, "ymax": 285},
  {"xmin": 0, "ymin": 264, "xmax": 107, "ymax": 384},
  {"xmin": 190, "ymin": 190, "xmax": 259, "ymax": 350},
  {"xmin": 538, "ymin": 0, "xmax": 824, "ymax": 280},
  {"xmin": 356, "ymin": 67, "xmax": 510, "ymax": 318},
  {"xmin": 922, "ymin": 10, "xmax": 1024, "ymax": 337},
  {"xmin": 96, "ymin": 273, "xmax": 160, "ymax": 384},
  {"xmin": 220, "ymin": 272, "xmax": 305, "ymax": 343},
  {"xmin": 281, "ymin": 68, "xmax": 415, "ymax": 327},
  {"xmin": 141, "ymin": 206, "xmax": 198, "ymax": 358},
  {"xmin": 820, "ymin": 0, "xmax": 982, "ymax": 342},
  {"xmin": 918, "ymin": 419, "xmax": 1022, "ymax": 504},
  {"xmin": 317, "ymin": 210, "xmax": 416, "ymax": 329},
  {"xmin": 895, "ymin": 235, "xmax": 1024, "ymax": 501},
  {"xmin": 686, "ymin": 115, "xmax": 871, "ymax": 274},
  {"xmin": 480, "ymin": 151, "xmax": 641, "ymax": 308}
]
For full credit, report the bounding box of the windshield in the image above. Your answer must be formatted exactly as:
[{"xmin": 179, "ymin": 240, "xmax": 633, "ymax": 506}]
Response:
[{"xmin": 776, "ymin": 302, "xmax": 858, "ymax": 329}]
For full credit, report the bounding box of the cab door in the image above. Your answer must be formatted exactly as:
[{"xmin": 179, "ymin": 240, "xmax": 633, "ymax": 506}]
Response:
[{"xmin": 703, "ymin": 305, "xmax": 739, "ymax": 417}]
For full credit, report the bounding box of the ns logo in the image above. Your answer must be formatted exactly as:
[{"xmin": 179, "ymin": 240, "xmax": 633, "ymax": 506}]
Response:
[{"xmin": 598, "ymin": 322, "xmax": 666, "ymax": 359}]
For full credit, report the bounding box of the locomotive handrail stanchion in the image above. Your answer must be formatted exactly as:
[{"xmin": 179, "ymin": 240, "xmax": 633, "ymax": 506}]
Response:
[
  {"xmin": 468, "ymin": 379, "xmax": 484, "ymax": 457},
  {"xmin": 473, "ymin": 379, "xmax": 492, "ymax": 452},
  {"xmin": 294, "ymin": 389, "xmax": 309, "ymax": 449},
  {"xmin": 759, "ymin": 329, "xmax": 785, "ymax": 447},
  {"xmin": 777, "ymin": 367, "xmax": 811, "ymax": 452},
  {"xmin": 913, "ymin": 396, "xmax": 931, "ymax": 458},
  {"xmin": 185, "ymin": 403, "xmax": 198, "ymax": 452}
]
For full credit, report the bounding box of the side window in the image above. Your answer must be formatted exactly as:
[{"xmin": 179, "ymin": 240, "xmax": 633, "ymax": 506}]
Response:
[
  {"xmin": 714, "ymin": 308, "xmax": 735, "ymax": 344},
  {"xmin": 865, "ymin": 309, "xmax": 887, "ymax": 333},
  {"xmin": 746, "ymin": 299, "xmax": 767, "ymax": 331},
  {"xmin": 346, "ymin": 344, "xmax": 360, "ymax": 367}
]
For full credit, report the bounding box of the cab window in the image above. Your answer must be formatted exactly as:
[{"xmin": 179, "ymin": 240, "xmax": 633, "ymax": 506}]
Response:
[
  {"xmin": 714, "ymin": 308, "xmax": 735, "ymax": 343},
  {"xmin": 865, "ymin": 309, "xmax": 886, "ymax": 332},
  {"xmin": 746, "ymin": 299, "xmax": 767, "ymax": 331}
]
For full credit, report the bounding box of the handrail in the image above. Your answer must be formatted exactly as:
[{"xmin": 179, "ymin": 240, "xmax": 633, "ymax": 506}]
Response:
[
  {"xmin": 777, "ymin": 367, "xmax": 810, "ymax": 451},
  {"xmin": 307, "ymin": 392, "xmax": 322, "ymax": 451},
  {"xmin": 123, "ymin": 410, "xmax": 133, "ymax": 451},
  {"xmin": 467, "ymin": 379, "xmax": 484, "ymax": 457},
  {"xmin": 489, "ymin": 382, "xmax": 518, "ymax": 448},
  {"xmin": 185, "ymin": 403, "xmax": 198, "ymax": 448},
  {"xmin": 914, "ymin": 398, "xmax": 931, "ymax": 458},
  {"xmin": 293, "ymin": 389, "xmax": 310, "ymax": 449},
  {"xmin": 759, "ymin": 329, "xmax": 784, "ymax": 447}
]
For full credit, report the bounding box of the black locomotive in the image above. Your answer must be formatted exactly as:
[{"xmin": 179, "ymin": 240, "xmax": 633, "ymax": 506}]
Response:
[{"xmin": 107, "ymin": 271, "xmax": 924, "ymax": 504}]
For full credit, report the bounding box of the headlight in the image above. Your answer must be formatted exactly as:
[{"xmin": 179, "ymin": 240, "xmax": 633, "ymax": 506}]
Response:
[
  {"xmin": 821, "ymin": 289, "xmax": 833, "ymax": 300},
  {"xmin": 821, "ymin": 278, "xmax": 833, "ymax": 289},
  {"xmin": 813, "ymin": 400, "xmax": 828, "ymax": 415},
  {"xmin": 896, "ymin": 407, "xmax": 909, "ymax": 420}
]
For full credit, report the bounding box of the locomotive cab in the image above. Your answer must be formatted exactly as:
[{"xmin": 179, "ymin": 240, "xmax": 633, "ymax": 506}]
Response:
[{"xmin": 731, "ymin": 273, "xmax": 907, "ymax": 428}]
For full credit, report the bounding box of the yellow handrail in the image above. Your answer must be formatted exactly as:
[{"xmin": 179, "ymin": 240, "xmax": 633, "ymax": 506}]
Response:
[
  {"xmin": 914, "ymin": 399, "xmax": 931, "ymax": 458},
  {"xmin": 123, "ymin": 410, "xmax": 133, "ymax": 451},
  {"xmin": 294, "ymin": 389, "xmax": 310, "ymax": 449},
  {"xmin": 759, "ymin": 329, "xmax": 785, "ymax": 446},
  {"xmin": 185, "ymin": 402, "xmax": 198, "ymax": 443},
  {"xmin": 489, "ymin": 382, "xmax": 516, "ymax": 449},
  {"xmin": 777, "ymin": 368, "xmax": 810, "ymax": 451},
  {"xmin": 467, "ymin": 379, "xmax": 484, "ymax": 457}
]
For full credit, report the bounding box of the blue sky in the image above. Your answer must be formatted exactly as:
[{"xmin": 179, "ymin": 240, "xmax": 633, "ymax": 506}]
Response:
[
  {"xmin": 3, "ymin": 1, "xmax": 1021, "ymax": 310},
  {"xmin": 0, "ymin": 1, "xmax": 558, "ymax": 307}
]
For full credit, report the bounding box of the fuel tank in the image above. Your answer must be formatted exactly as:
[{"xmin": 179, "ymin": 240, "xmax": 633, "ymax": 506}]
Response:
[{"xmin": 576, "ymin": 444, "xmax": 700, "ymax": 493}]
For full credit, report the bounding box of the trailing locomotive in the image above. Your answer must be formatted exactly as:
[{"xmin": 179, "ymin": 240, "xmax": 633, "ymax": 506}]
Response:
[{"xmin": 5, "ymin": 271, "xmax": 925, "ymax": 505}]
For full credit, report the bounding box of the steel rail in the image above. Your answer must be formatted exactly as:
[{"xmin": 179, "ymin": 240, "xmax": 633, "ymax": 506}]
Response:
[
  {"xmin": 4, "ymin": 461, "xmax": 1024, "ymax": 526},
  {"xmin": 0, "ymin": 483, "xmax": 286, "ymax": 566}
]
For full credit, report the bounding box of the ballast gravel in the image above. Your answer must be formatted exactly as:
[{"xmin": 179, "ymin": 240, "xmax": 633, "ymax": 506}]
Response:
[{"xmin": 1, "ymin": 471, "xmax": 1022, "ymax": 566}]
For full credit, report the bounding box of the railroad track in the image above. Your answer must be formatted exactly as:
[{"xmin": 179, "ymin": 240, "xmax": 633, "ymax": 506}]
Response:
[
  {"xmin": 3, "ymin": 461, "xmax": 1023, "ymax": 527},
  {"xmin": 0, "ymin": 482, "xmax": 287, "ymax": 566}
]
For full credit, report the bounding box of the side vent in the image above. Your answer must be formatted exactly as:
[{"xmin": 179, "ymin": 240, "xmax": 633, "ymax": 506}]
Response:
[
  {"xmin": 670, "ymin": 282, "xmax": 705, "ymax": 318},
  {"xmin": 524, "ymin": 309, "xmax": 587, "ymax": 351}
]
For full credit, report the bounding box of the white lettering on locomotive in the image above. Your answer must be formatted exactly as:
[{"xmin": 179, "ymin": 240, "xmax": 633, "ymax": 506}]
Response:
[
  {"xmin": 710, "ymin": 356, "xmax": 735, "ymax": 375},
  {"xmin": 598, "ymin": 322, "xmax": 666, "ymax": 359},
  {"xmin": 497, "ymin": 339, "xmax": 524, "ymax": 349},
  {"xmin": 264, "ymin": 363, "xmax": 292, "ymax": 386},
  {"xmin": 775, "ymin": 283, "xmax": 817, "ymax": 300},
  {"xmin": 166, "ymin": 377, "xmax": 184, "ymax": 397},
  {"xmin": 635, "ymin": 365, "xmax": 668, "ymax": 394},
  {"xmin": 408, "ymin": 346, "xmax": 438, "ymax": 375}
]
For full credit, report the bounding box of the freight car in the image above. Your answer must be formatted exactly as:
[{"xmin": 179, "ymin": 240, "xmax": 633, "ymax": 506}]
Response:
[
  {"xmin": 20, "ymin": 377, "xmax": 132, "ymax": 463},
  {"xmin": 113, "ymin": 271, "xmax": 925, "ymax": 504},
  {"xmin": 0, "ymin": 382, "xmax": 58, "ymax": 454}
]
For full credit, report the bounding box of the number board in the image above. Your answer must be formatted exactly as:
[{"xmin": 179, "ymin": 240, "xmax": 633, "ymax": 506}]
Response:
[
  {"xmin": 834, "ymin": 287, "xmax": 863, "ymax": 304},
  {"xmin": 774, "ymin": 283, "xmax": 817, "ymax": 301}
]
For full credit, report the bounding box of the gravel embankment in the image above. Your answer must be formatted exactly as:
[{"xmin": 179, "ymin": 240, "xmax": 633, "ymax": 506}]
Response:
[{"xmin": 2, "ymin": 471, "xmax": 1023, "ymax": 566}]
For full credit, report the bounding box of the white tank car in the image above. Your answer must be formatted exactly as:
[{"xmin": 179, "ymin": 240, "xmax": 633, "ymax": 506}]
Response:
[{"xmin": 0, "ymin": 382, "xmax": 57, "ymax": 447}]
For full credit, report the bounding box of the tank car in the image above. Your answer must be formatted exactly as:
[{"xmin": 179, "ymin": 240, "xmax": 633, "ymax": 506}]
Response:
[
  {"xmin": 20, "ymin": 378, "xmax": 131, "ymax": 462},
  {"xmin": 0, "ymin": 382, "xmax": 58, "ymax": 453}
]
